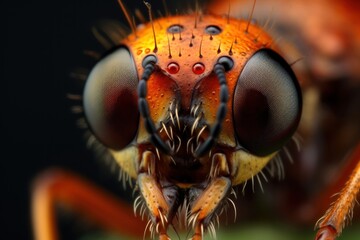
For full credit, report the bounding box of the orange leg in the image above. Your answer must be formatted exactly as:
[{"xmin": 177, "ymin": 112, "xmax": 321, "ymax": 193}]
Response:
[
  {"xmin": 315, "ymin": 143, "xmax": 360, "ymax": 240},
  {"xmin": 189, "ymin": 177, "xmax": 231, "ymax": 240},
  {"xmin": 137, "ymin": 151, "xmax": 181, "ymax": 239},
  {"xmin": 137, "ymin": 173, "xmax": 173, "ymax": 240},
  {"xmin": 189, "ymin": 153, "xmax": 232, "ymax": 240},
  {"xmin": 31, "ymin": 169, "xmax": 146, "ymax": 240}
]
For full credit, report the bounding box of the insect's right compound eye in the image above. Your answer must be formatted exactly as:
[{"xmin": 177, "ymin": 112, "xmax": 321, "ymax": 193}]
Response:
[
  {"xmin": 233, "ymin": 49, "xmax": 302, "ymax": 156},
  {"xmin": 83, "ymin": 48, "xmax": 139, "ymax": 150}
]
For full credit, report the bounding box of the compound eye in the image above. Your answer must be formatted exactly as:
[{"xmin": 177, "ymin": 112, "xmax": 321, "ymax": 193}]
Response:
[
  {"xmin": 83, "ymin": 48, "xmax": 139, "ymax": 150},
  {"xmin": 233, "ymin": 49, "xmax": 302, "ymax": 156}
]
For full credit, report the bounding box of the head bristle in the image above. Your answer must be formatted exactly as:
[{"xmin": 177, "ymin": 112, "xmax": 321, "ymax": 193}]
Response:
[
  {"xmin": 178, "ymin": 14, "xmax": 182, "ymax": 40},
  {"xmin": 199, "ymin": 35, "xmax": 203, "ymax": 58},
  {"xmin": 194, "ymin": 0, "xmax": 199, "ymax": 28},
  {"xmin": 131, "ymin": 16, "xmax": 137, "ymax": 36},
  {"xmin": 144, "ymin": 1, "xmax": 158, "ymax": 52},
  {"xmin": 167, "ymin": 34, "xmax": 172, "ymax": 59},
  {"xmin": 263, "ymin": 7, "xmax": 273, "ymax": 30},
  {"xmin": 117, "ymin": 0, "xmax": 137, "ymax": 37},
  {"xmin": 162, "ymin": 0, "xmax": 169, "ymax": 17},
  {"xmin": 245, "ymin": 0, "xmax": 257, "ymax": 33},
  {"xmin": 289, "ymin": 57, "xmax": 304, "ymax": 66},
  {"xmin": 135, "ymin": 8, "xmax": 146, "ymax": 23},
  {"xmin": 227, "ymin": 0, "xmax": 231, "ymax": 24},
  {"xmin": 229, "ymin": 40, "xmax": 234, "ymax": 55},
  {"xmin": 154, "ymin": 12, "xmax": 163, "ymax": 29},
  {"xmin": 217, "ymin": 41, "xmax": 221, "ymax": 54},
  {"xmin": 255, "ymin": 7, "xmax": 273, "ymax": 41},
  {"xmin": 157, "ymin": 9, "xmax": 164, "ymax": 18}
]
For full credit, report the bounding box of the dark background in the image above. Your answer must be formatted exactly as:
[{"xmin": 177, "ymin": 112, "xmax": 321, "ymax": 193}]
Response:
[
  {"xmin": 3, "ymin": 1, "xmax": 208, "ymax": 239},
  {"xmin": 3, "ymin": 0, "xmax": 138, "ymax": 239}
]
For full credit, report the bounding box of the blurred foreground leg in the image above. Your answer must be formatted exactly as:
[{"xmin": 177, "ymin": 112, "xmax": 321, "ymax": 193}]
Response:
[
  {"xmin": 315, "ymin": 143, "xmax": 360, "ymax": 240},
  {"xmin": 32, "ymin": 169, "xmax": 145, "ymax": 240}
]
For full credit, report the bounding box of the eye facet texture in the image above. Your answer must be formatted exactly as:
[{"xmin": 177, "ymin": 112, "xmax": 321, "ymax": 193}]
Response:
[
  {"xmin": 233, "ymin": 49, "xmax": 302, "ymax": 156},
  {"xmin": 84, "ymin": 48, "xmax": 139, "ymax": 150}
]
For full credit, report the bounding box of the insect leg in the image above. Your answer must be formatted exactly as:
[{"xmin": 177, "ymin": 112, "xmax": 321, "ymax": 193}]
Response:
[
  {"xmin": 137, "ymin": 150, "xmax": 181, "ymax": 239},
  {"xmin": 315, "ymin": 143, "xmax": 360, "ymax": 240},
  {"xmin": 188, "ymin": 153, "xmax": 232, "ymax": 240},
  {"xmin": 31, "ymin": 169, "xmax": 145, "ymax": 240}
]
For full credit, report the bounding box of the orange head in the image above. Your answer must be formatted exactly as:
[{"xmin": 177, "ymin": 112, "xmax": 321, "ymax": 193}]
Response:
[{"xmin": 83, "ymin": 14, "xmax": 302, "ymax": 185}]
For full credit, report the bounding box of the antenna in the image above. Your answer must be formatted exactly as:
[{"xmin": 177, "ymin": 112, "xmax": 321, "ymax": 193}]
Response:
[
  {"xmin": 117, "ymin": 0, "xmax": 137, "ymax": 36},
  {"xmin": 144, "ymin": 1, "xmax": 158, "ymax": 52},
  {"xmin": 245, "ymin": 0, "xmax": 257, "ymax": 33}
]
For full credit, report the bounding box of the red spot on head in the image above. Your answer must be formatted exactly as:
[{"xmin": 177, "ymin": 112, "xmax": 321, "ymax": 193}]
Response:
[
  {"xmin": 192, "ymin": 63, "xmax": 205, "ymax": 74},
  {"xmin": 167, "ymin": 62, "xmax": 180, "ymax": 74}
]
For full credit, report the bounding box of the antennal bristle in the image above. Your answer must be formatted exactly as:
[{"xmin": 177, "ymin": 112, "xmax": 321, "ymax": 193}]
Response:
[
  {"xmin": 144, "ymin": 1, "xmax": 158, "ymax": 52},
  {"xmin": 245, "ymin": 0, "xmax": 257, "ymax": 33},
  {"xmin": 117, "ymin": 0, "xmax": 137, "ymax": 37}
]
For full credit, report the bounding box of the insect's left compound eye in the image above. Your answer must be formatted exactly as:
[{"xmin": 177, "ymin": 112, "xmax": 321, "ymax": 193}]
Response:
[
  {"xmin": 233, "ymin": 49, "xmax": 302, "ymax": 156},
  {"xmin": 83, "ymin": 48, "xmax": 139, "ymax": 150}
]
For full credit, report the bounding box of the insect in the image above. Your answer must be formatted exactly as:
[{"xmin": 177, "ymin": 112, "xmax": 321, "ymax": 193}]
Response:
[
  {"xmin": 82, "ymin": 0, "xmax": 303, "ymax": 238},
  {"xmin": 32, "ymin": 0, "xmax": 360, "ymax": 240}
]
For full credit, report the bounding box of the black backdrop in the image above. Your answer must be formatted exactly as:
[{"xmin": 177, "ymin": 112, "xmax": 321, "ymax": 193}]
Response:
[{"xmin": 4, "ymin": 1, "xmax": 119, "ymax": 239}]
